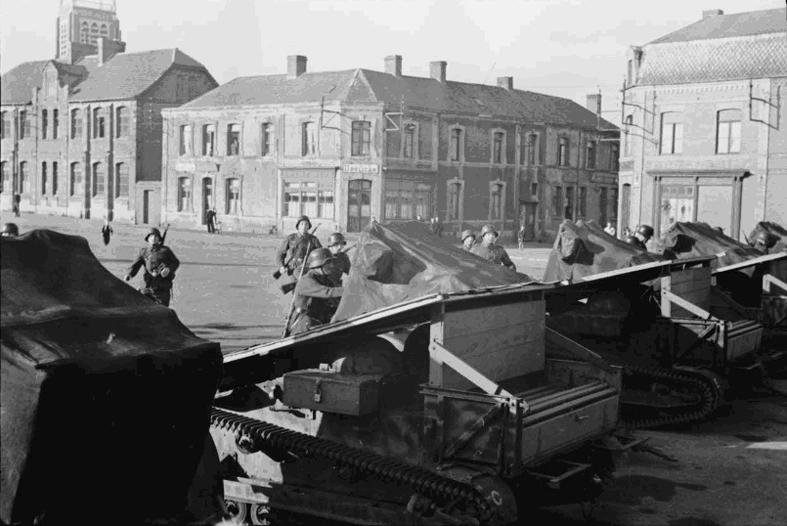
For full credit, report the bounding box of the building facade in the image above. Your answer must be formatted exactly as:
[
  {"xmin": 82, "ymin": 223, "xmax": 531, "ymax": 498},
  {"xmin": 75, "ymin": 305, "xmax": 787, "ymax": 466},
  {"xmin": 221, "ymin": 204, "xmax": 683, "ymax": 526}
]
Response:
[
  {"xmin": 618, "ymin": 8, "xmax": 787, "ymax": 240},
  {"xmin": 0, "ymin": 1, "xmax": 217, "ymax": 223},
  {"xmin": 163, "ymin": 56, "xmax": 619, "ymax": 239}
]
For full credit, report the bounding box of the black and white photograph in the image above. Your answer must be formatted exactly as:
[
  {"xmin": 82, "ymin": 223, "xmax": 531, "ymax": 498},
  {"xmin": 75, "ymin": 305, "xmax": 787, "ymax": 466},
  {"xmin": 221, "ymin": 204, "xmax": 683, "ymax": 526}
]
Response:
[{"xmin": 1, "ymin": 1, "xmax": 786, "ymax": 524}]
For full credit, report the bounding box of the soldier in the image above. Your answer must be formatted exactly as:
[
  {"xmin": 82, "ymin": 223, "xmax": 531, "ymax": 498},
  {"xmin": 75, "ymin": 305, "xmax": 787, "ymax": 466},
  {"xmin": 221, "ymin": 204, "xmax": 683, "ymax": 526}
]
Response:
[
  {"xmin": 752, "ymin": 230, "xmax": 779, "ymax": 254},
  {"xmin": 1, "ymin": 222, "xmax": 19, "ymax": 238},
  {"xmin": 460, "ymin": 229, "xmax": 476, "ymax": 252},
  {"xmin": 624, "ymin": 235, "xmax": 644, "ymax": 250},
  {"xmin": 633, "ymin": 224, "xmax": 654, "ymax": 251},
  {"xmin": 286, "ymin": 248, "xmax": 344, "ymax": 335},
  {"xmin": 101, "ymin": 219, "xmax": 113, "ymax": 246},
  {"xmin": 326, "ymin": 232, "xmax": 351, "ymax": 284},
  {"xmin": 275, "ymin": 215, "xmax": 321, "ymax": 280},
  {"xmin": 125, "ymin": 227, "xmax": 180, "ymax": 307},
  {"xmin": 470, "ymin": 224, "xmax": 516, "ymax": 270}
]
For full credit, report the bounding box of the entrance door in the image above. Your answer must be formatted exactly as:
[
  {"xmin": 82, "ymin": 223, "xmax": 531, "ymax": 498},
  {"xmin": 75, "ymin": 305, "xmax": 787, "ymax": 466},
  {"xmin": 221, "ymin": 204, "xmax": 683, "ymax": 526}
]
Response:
[
  {"xmin": 202, "ymin": 177, "xmax": 213, "ymax": 225},
  {"xmin": 142, "ymin": 189, "xmax": 161, "ymax": 225},
  {"xmin": 347, "ymin": 179, "xmax": 371, "ymax": 232}
]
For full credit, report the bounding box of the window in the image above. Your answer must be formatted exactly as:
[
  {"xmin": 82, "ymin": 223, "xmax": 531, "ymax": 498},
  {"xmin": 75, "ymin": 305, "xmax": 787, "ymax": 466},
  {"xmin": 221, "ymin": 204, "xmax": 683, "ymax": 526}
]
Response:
[
  {"xmin": 552, "ymin": 186, "xmax": 563, "ymax": 217},
  {"xmin": 558, "ymin": 137, "xmax": 569, "ymax": 166},
  {"xmin": 301, "ymin": 122, "xmax": 316, "ymax": 156},
  {"xmin": 261, "ymin": 123, "xmax": 273, "ymax": 156},
  {"xmin": 93, "ymin": 108, "xmax": 105, "ymax": 138},
  {"xmin": 565, "ymin": 186, "xmax": 574, "ymax": 220},
  {"xmin": 660, "ymin": 112, "xmax": 683, "ymax": 154},
  {"xmin": 227, "ymin": 123, "xmax": 240, "ymax": 156},
  {"xmin": 1, "ymin": 162, "xmax": 8, "ymax": 192},
  {"xmin": 42, "ymin": 110, "xmax": 48, "ymax": 139},
  {"xmin": 600, "ymin": 187, "xmax": 608, "ymax": 225},
  {"xmin": 716, "ymin": 109, "xmax": 741, "ymax": 154},
  {"xmin": 202, "ymin": 124, "xmax": 215, "ymax": 156},
  {"xmin": 115, "ymin": 163, "xmax": 128, "ymax": 198},
  {"xmin": 70, "ymin": 163, "xmax": 82, "ymax": 196},
  {"xmin": 41, "ymin": 162, "xmax": 47, "ymax": 195},
  {"xmin": 177, "ymin": 176, "xmax": 192, "ymax": 212},
  {"xmin": 116, "ymin": 106, "xmax": 128, "ymax": 137},
  {"xmin": 19, "ymin": 162, "xmax": 28, "ymax": 193},
  {"xmin": 490, "ymin": 183, "xmax": 503, "ymax": 220},
  {"xmin": 20, "ymin": 111, "xmax": 30, "ymax": 139},
  {"xmin": 623, "ymin": 114, "xmax": 633, "ymax": 156},
  {"xmin": 351, "ymin": 120, "xmax": 371, "ymax": 156},
  {"xmin": 492, "ymin": 132, "xmax": 505, "ymax": 164},
  {"xmin": 225, "ymin": 178, "xmax": 241, "ymax": 215},
  {"xmin": 527, "ymin": 133, "xmax": 538, "ymax": 164},
  {"xmin": 1, "ymin": 112, "xmax": 9, "ymax": 138},
  {"xmin": 610, "ymin": 144, "xmax": 619, "ymax": 171},
  {"xmin": 52, "ymin": 109, "xmax": 59, "ymax": 139},
  {"xmin": 449, "ymin": 127, "xmax": 463, "ymax": 161},
  {"xmin": 92, "ymin": 162, "xmax": 104, "ymax": 197},
  {"xmin": 384, "ymin": 180, "xmax": 432, "ymax": 220},
  {"xmin": 447, "ymin": 182, "xmax": 461, "ymax": 221},
  {"xmin": 531, "ymin": 182, "xmax": 538, "ymax": 198},
  {"xmin": 52, "ymin": 162, "xmax": 58, "ymax": 195},
  {"xmin": 283, "ymin": 182, "xmax": 334, "ymax": 218},
  {"xmin": 579, "ymin": 186, "xmax": 587, "ymax": 217},
  {"xmin": 585, "ymin": 141, "xmax": 596, "ymax": 169},
  {"xmin": 71, "ymin": 109, "xmax": 82, "ymax": 138},
  {"xmin": 179, "ymin": 125, "xmax": 192, "ymax": 156},
  {"xmin": 403, "ymin": 123, "xmax": 416, "ymax": 159}
]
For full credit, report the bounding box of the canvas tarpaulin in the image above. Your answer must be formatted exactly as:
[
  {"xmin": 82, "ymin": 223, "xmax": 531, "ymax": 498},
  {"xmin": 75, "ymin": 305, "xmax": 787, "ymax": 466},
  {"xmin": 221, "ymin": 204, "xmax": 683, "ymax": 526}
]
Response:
[
  {"xmin": 543, "ymin": 220, "xmax": 661, "ymax": 283},
  {"xmin": 331, "ymin": 221, "xmax": 532, "ymax": 322},
  {"xmin": 661, "ymin": 222, "xmax": 764, "ymax": 270},
  {"xmin": 1, "ymin": 230, "xmax": 223, "ymax": 525}
]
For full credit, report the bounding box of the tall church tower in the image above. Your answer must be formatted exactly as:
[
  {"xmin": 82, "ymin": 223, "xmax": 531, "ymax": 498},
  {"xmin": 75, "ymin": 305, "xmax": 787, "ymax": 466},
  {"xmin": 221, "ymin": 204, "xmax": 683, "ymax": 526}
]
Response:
[{"xmin": 56, "ymin": 0, "xmax": 125, "ymax": 64}]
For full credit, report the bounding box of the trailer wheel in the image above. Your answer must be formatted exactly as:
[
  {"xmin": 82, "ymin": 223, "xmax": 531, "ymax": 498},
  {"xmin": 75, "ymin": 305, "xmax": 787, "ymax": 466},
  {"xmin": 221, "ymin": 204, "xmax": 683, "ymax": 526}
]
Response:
[
  {"xmin": 250, "ymin": 503, "xmax": 271, "ymax": 525},
  {"xmin": 224, "ymin": 499, "xmax": 248, "ymax": 523}
]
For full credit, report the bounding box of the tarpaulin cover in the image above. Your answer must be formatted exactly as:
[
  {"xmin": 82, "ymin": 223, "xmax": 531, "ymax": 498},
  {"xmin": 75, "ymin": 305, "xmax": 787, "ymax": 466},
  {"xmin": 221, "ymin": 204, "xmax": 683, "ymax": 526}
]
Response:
[
  {"xmin": 660, "ymin": 222, "xmax": 763, "ymax": 270},
  {"xmin": 748, "ymin": 221, "xmax": 787, "ymax": 281},
  {"xmin": 1, "ymin": 230, "xmax": 223, "ymax": 525},
  {"xmin": 543, "ymin": 220, "xmax": 661, "ymax": 282},
  {"xmin": 331, "ymin": 221, "xmax": 532, "ymax": 322}
]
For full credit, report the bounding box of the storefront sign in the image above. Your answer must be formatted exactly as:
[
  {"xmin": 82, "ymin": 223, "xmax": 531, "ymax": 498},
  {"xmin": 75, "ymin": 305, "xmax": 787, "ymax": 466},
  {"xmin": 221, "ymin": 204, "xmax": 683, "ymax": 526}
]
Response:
[{"xmin": 342, "ymin": 164, "xmax": 379, "ymax": 175}]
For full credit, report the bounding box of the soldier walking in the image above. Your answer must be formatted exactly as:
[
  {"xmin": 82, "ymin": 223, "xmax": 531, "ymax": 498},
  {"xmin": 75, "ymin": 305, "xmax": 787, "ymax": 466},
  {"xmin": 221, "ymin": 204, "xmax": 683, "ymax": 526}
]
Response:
[
  {"xmin": 125, "ymin": 227, "xmax": 180, "ymax": 307},
  {"xmin": 286, "ymin": 248, "xmax": 344, "ymax": 335},
  {"xmin": 470, "ymin": 224, "xmax": 516, "ymax": 270},
  {"xmin": 326, "ymin": 232, "xmax": 351, "ymax": 284},
  {"xmin": 275, "ymin": 215, "xmax": 321, "ymax": 280}
]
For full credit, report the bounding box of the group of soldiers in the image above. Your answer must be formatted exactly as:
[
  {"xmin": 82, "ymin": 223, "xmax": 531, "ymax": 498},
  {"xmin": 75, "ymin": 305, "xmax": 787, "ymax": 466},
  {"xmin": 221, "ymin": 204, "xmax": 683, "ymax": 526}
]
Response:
[{"xmin": 460, "ymin": 224, "xmax": 517, "ymax": 271}]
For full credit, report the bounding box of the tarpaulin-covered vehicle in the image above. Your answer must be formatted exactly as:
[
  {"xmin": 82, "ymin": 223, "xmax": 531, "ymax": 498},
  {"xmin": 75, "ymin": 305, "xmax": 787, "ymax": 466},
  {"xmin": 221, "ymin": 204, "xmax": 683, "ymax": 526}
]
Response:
[{"xmin": 1, "ymin": 230, "xmax": 223, "ymax": 525}]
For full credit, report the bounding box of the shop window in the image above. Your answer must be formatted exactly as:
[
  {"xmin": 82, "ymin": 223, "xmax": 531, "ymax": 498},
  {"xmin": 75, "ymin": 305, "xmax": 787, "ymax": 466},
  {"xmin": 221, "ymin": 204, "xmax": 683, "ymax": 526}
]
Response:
[
  {"xmin": 115, "ymin": 163, "xmax": 128, "ymax": 198},
  {"xmin": 116, "ymin": 106, "xmax": 129, "ymax": 137},
  {"xmin": 492, "ymin": 132, "xmax": 505, "ymax": 164},
  {"xmin": 42, "ymin": 110, "xmax": 48, "ymax": 139},
  {"xmin": 558, "ymin": 137, "xmax": 569, "ymax": 166},
  {"xmin": 660, "ymin": 112, "xmax": 683, "ymax": 154},
  {"xmin": 227, "ymin": 123, "xmax": 240, "ymax": 156},
  {"xmin": 70, "ymin": 163, "xmax": 82, "ymax": 196},
  {"xmin": 93, "ymin": 108, "xmax": 105, "ymax": 138},
  {"xmin": 52, "ymin": 162, "xmax": 58, "ymax": 195},
  {"xmin": 179, "ymin": 125, "xmax": 192, "ymax": 156},
  {"xmin": 92, "ymin": 162, "xmax": 104, "ymax": 197},
  {"xmin": 351, "ymin": 120, "xmax": 371, "ymax": 156},
  {"xmin": 202, "ymin": 124, "xmax": 215, "ymax": 156},
  {"xmin": 52, "ymin": 109, "xmax": 59, "ymax": 139},
  {"xmin": 384, "ymin": 180, "xmax": 432, "ymax": 220},
  {"xmin": 301, "ymin": 121, "xmax": 316, "ymax": 156},
  {"xmin": 403, "ymin": 123, "xmax": 416, "ymax": 159},
  {"xmin": 71, "ymin": 109, "xmax": 82, "ymax": 139},
  {"xmin": 284, "ymin": 182, "xmax": 334, "ymax": 218},
  {"xmin": 610, "ymin": 144, "xmax": 619, "ymax": 171},
  {"xmin": 41, "ymin": 162, "xmax": 47, "ymax": 195},
  {"xmin": 449, "ymin": 127, "xmax": 463, "ymax": 161},
  {"xmin": 226, "ymin": 178, "xmax": 241, "ymax": 215},
  {"xmin": 716, "ymin": 109, "xmax": 741, "ymax": 154},
  {"xmin": 585, "ymin": 141, "xmax": 596, "ymax": 169},
  {"xmin": 177, "ymin": 176, "xmax": 192, "ymax": 212},
  {"xmin": 261, "ymin": 123, "xmax": 273, "ymax": 156}
]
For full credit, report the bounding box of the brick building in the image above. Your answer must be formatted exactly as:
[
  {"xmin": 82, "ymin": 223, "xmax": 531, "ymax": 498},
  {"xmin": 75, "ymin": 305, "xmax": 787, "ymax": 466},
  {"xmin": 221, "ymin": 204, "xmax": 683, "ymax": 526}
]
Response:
[
  {"xmin": 162, "ymin": 55, "xmax": 619, "ymax": 239},
  {"xmin": 0, "ymin": 0, "xmax": 217, "ymax": 223},
  {"xmin": 618, "ymin": 7, "xmax": 787, "ymax": 240}
]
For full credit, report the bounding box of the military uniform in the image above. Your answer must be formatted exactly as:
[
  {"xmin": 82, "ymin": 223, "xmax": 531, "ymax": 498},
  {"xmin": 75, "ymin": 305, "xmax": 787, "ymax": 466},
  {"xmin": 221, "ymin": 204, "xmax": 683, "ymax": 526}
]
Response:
[
  {"xmin": 471, "ymin": 243, "xmax": 516, "ymax": 270},
  {"xmin": 127, "ymin": 244, "xmax": 180, "ymax": 306},
  {"xmin": 326, "ymin": 251, "xmax": 351, "ymax": 285},
  {"xmin": 288, "ymin": 271, "xmax": 344, "ymax": 335},
  {"xmin": 275, "ymin": 232, "xmax": 322, "ymax": 277}
]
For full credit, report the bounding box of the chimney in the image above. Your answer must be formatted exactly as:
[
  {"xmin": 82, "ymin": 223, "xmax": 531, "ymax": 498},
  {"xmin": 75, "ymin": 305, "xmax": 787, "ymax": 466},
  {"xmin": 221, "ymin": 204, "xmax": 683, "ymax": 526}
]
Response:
[
  {"xmin": 385, "ymin": 55, "xmax": 402, "ymax": 77},
  {"xmin": 702, "ymin": 9, "xmax": 724, "ymax": 18},
  {"xmin": 97, "ymin": 37, "xmax": 108, "ymax": 66},
  {"xmin": 497, "ymin": 76, "xmax": 513, "ymax": 90},
  {"xmin": 430, "ymin": 61, "xmax": 447, "ymax": 82},
  {"xmin": 287, "ymin": 55, "xmax": 307, "ymax": 79},
  {"xmin": 586, "ymin": 93, "xmax": 601, "ymax": 115}
]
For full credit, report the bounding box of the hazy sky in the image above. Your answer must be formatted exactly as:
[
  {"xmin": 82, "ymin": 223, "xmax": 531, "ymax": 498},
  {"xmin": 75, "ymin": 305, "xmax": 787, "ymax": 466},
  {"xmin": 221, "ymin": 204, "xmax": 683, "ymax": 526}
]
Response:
[{"xmin": 1, "ymin": 0, "xmax": 782, "ymax": 121}]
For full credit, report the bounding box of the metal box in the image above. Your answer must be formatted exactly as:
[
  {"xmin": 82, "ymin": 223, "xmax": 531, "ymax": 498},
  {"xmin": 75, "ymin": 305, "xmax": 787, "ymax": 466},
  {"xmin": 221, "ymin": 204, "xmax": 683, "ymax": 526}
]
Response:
[{"xmin": 282, "ymin": 370, "xmax": 381, "ymax": 416}]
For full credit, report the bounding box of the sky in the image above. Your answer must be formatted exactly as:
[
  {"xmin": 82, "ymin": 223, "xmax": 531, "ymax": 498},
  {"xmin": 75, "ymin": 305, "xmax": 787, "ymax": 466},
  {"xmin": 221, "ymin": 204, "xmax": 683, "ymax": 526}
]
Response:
[{"xmin": 1, "ymin": 0, "xmax": 783, "ymax": 122}]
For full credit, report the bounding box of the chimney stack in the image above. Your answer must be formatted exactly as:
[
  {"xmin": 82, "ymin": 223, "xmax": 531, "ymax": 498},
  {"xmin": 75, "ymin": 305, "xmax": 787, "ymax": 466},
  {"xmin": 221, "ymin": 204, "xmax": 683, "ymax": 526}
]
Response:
[
  {"xmin": 430, "ymin": 61, "xmax": 447, "ymax": 83},
  {"xmin": 385, "ymin": 55, "xmax": 402, "ymax": 77},
  {"xmin": 497, "ymin": 76, "xmax": 513, "ymax": 90},
  {"xmin": 702, "ymin": 9, "xmax": 724, "ymax": 18},
  {"xmin": 287, "ymin": 55, "xmax": 307, "ymax": 79},
  {"xmin": 586, "ymin": 93, "xmax": 601, "ymax": 115}
]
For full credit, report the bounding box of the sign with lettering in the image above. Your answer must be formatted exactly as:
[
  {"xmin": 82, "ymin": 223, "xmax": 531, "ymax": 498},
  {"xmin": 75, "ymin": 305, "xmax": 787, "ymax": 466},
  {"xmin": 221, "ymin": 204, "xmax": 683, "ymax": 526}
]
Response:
[{"xmin": 342, "ymin": 164, "xmax": 379, "ymax": 175}]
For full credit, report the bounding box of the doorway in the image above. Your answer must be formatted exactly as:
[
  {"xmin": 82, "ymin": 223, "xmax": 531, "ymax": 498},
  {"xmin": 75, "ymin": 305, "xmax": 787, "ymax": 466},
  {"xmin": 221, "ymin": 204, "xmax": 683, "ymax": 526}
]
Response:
[
  {"xmin": 202, "ymin": 177, "xmax": 213, "ymax": 225},
  {"xmin": 347, "ymin": 179, "xmax": 371, "ymax": 232},
  {"xmin": 141, "ymin": 189, "xmax": 161, "ymax": 225}
]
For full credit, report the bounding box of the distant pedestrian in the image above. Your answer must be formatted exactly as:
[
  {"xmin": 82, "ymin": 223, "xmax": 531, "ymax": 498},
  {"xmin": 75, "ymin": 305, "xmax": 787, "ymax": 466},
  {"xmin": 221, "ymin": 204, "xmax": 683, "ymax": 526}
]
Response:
[
  {"xmin": 471, "ymin": 224, "xmax": 516, "ymax": 270},
  {"xmin": 604, "ymin": 222, "xmax": 616, "ymax": 237},
  {"xmin": 125, "ymin": 227, "xmax": 180, "ymax": 307},
  {"xmin": 517, "ymin": 225, "xmax": 526, "ymax": 249},
  {"xmin": 12, "ymin": 193, "xmax": 21, "ymax": 217},
  {"xmin": 2, "ymin": 222, "xmax": 19, "ymax": 238},
  {"xmin": 430, "ymin": 216, "xmax": 443, "ymax": 237},
  {"xmin": 206, "ymin": 208, "xmax": 217, "ymax": 234},
  {"xmin": 461, "ymin": 229, "xmax": 476, "ymax": 252},
  {"xmin": 101, "ymin": 219, "xmax": 113, "ymax": 246}
]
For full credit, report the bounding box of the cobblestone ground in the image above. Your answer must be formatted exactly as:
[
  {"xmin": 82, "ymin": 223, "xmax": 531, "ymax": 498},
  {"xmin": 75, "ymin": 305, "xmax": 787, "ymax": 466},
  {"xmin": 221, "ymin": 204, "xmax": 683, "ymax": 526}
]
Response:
[{"xmin": 4, "ymin": 212, "xmax": 786, "ymax": 526}]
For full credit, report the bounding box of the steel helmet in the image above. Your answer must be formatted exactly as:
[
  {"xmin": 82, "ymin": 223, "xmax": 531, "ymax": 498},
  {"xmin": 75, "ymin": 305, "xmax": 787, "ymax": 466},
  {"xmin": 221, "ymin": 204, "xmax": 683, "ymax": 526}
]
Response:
[
  {"xmin": 460, "ymin": 229, "xmax": 475, "ymax": 242},
  {"xmin": 2, "ymin": 222, "xmax": 19, "ymax": 237},
  {"xmin": 480, "ymin": 224, "xmax": 498, "ymax": 238},
  {"xmin": 753, "ymin": 230, "xmax": 778, "ymax": 249},
  {"xmin": 306, "ymin": 247, "xmax": 334, "ymax": 270},
  {"xmin": 624, "ymin": 235, "xmax": 640, "ymax": 246},
  {"xmin": 328, "ymin": 232, "xmax": 346, "ymax": 247},
  {"xmin": 296, "ymin": 215, "xmax": 312, "ymax": 230},
  {"xmin": 636, "ymin": 225, "xmax": 654, "ymax": 239},
  {"xmin": 144, "ymin": 227, "xmax": 162, "ymax": 242}
]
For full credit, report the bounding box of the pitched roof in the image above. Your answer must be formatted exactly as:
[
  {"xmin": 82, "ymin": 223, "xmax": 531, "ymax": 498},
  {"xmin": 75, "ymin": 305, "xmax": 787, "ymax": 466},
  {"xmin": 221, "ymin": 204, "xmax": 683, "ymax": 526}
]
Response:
[
  {"xmin": 1, "ymin": 60, "xmax": 50, "ymax": 105},
  {"xmin": 69, "ymin": 48, "xmax": 211, "ymax": 102},
  {"xmin": 650, "ymin": 8, "xmax": 786, "ymax": 44},
  {"xmin": 183, "ymin": 68, "xmax": 615, "ymax": 130}
]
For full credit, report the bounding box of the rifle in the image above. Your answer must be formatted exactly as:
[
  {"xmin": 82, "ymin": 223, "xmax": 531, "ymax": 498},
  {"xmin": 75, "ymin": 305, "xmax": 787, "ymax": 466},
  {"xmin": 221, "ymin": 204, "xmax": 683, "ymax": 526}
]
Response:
[
  {"xmin": 160, "ymin": 223, "xmax": 171, "ymax": 244},
  {"xmin": 273, "ymin": 223, "xmax": 321, "ymax": 280},
  {"xmin": 280, "ymin": 243, "xmax": 356, "ymax": 295},
  {"xmin": 282, "ymin": 237, "xmax": 314, "ymax": 338}
]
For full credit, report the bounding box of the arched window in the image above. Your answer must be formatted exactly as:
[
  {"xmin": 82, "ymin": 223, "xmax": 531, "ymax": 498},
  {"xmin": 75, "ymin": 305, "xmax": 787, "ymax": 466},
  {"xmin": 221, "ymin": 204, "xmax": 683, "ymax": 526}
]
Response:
[
  {"xmin": 70, "ymin": 163, "xmax": 82, "ymax": 197},
  {"xmin": 71, "ymin": 109, "xmax": 82, "ymax": 138},
  {"xmin": 93, "ymin": 107, "xmax": 105, "ymax": 138},
  {"xmin": 116, "ymin": 106, "xmax": 128, "ymax": 137}
]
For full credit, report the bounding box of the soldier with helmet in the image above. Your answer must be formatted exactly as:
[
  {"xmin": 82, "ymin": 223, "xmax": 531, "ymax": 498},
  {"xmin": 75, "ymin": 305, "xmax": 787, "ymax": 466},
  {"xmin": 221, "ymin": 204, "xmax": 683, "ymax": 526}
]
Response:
[
  {"xmin": 125, "ymin": 227, "xmax": 180, "ymax": 307},
  {"xmin": 326, "ymin": 232, "xmax": 351, "ymax": 285},
  {"xmin": 632, "ymin": 224, "xmax": 654, "ymax": 251},
  {"xmin": 1, "ymin": 222, "xmax": 19, "ymax": 238},
  {"xmin": 286, "ymin": 247, "xmax": 344, "ymax": 335},
  {"xmin": 470, "ymin": 224, "xmax": 516, "ymax": 270},
  {"xmin": 275, "ymin": 215, "xmax": 322, "ymax": 280},
  {"xmin": 460, "ymin": 229, "xmax": 476, "ymax": 252},
  {"xmin": 752, "ymin": 230, "xmax": 779, "ymax": 254}
]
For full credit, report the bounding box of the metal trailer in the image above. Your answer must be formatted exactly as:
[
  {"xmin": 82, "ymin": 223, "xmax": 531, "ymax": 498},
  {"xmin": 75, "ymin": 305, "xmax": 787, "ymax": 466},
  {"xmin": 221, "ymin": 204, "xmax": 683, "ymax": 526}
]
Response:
[{"xmin": 211, "ymin": 283, "xmax": 631, "ymax": 525}]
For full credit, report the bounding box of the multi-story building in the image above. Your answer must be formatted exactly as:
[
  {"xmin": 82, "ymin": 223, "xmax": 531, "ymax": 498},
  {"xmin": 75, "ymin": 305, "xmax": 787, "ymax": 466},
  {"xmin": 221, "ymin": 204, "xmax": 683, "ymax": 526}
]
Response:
[
  {"xmin": 0, "ymin": 0, "xmax": 217, "ymax": 224},
  {"xmin": 162, "ymin": 55, "xmax": 619, "ymax": 239},
  {"xmin": 618, "ymin": 7, "xmax": 787, "ymax": 240}
]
